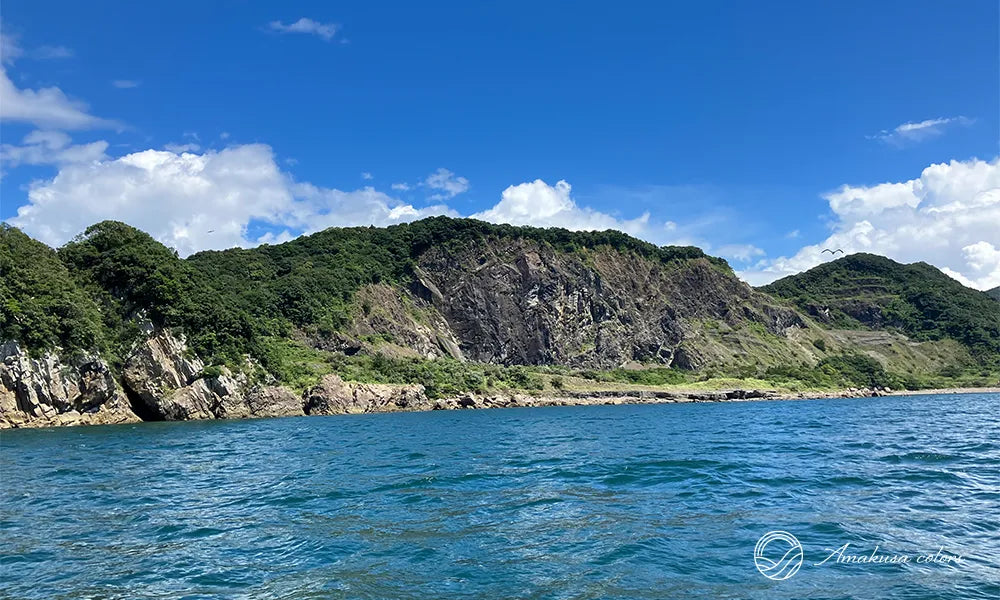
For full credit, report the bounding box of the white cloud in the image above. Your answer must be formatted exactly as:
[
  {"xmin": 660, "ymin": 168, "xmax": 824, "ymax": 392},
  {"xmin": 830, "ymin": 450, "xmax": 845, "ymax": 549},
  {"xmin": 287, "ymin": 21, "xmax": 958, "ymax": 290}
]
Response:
[
  {"xmin": 0, "ymin": 67, "xmax": 119, "ymax": 129},
  {"xmin": 871, "ymin": 116, "xmax": 973, "ymax": 146},
  {"xmin": 361, "ymin": 171, "xmax": 373, "ymax": 180},
  {"xmin": 741, "ymin": 158, "xmax": 1000, "ymax": 290},
  {"xmin": 1, "ymin": 129, "xmax": 108, "ymax": 167},
  {"xmin": 10, "ymin": 145, "xmax": 295, "ymax": 256},
  {"xmin": 9, "ymin": 142, "xmax": 678, "ymax": 259},
  {"xmin": 163, "ymin": 142, "xmax": 201, "ymax": 153},
  {"xmin": 424, "ymin": 167, "xmax": 469, "ymax": 199},
  {"xmin": 8, "ymin": 144, "xmax": 455, "ymax": 257},
  {"xmin": 290, "ymin": 183, "xmax": 455, "ymax": 233},
  {"xmin": 268, "ymin": 18, "xmax": 339, "ymax": 41},
  {"xmin": 1, "ymin": 31, "xmax": 24, "ymax": 65},
  {"xmin": 32, "ymin": 45, "xmax": 72, "ymax": 60},
  {"xmin": 1, "ymin": 30, "xmax": 72, "ymax": 63},
  {"xmin": 785, "ymin": 229, "xmax": 800, "ymax": 239},
  {"xmin": 716, "ymin": 243, "xmax": 765, "ymax": 263},
  {"xmin": 112, "ymin": 79, "xmax": 140, "ymax": 89},
  {"xmin": 472, "ymin": 179, "xmax": 651, "ymax": 236},
  {"xmin": 391, "ymin": 182, "xmax": 410, "ymax": 191}
]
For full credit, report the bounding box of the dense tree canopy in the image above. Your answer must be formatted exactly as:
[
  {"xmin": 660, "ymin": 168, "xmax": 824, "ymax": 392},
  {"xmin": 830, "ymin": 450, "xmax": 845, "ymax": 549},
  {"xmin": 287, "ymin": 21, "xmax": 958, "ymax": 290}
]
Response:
[
  {"xmin": 762, "ymin": 253, "xmax": 1000, "ymax": 360},
  {"xmin": 0, "ymin": 225, "xmax": 105, "ymax": 356}
]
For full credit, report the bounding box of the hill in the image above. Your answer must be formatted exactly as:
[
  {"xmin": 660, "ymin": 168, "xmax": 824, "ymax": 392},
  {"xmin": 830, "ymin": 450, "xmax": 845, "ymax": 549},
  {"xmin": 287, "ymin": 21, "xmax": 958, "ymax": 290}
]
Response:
[
  {"xmin": 987, "ymin": 286, "xmax": 1000, "ymax": 301},
  {"xmin": 31, "ymin": 218, "xmax": 803, "ymax": 371},
  {"xmin": 2, "ymin": 221, "xmax": 997, "ymax": 427},
  {"xmin": 761, "ymin": 253, "xmax": 1000, "ymax": 361}
]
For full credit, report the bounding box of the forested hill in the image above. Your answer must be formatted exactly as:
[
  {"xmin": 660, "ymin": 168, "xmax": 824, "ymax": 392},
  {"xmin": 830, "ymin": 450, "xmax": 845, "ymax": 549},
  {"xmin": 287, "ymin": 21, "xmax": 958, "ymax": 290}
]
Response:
[
  {"xmin": 761, "ymin": 253, "xmax": 1000, "ymax": 360},
  {"xmin": 1, "ymin": 218, "xmax": 723, "ymax": 368},
  {"xmin": 988, "ymin": 286, "xmax": 1000, "ymax": 301},
  {"xmin": 3, "ymin": 220, "xmax": 997, "ymax": 394}
]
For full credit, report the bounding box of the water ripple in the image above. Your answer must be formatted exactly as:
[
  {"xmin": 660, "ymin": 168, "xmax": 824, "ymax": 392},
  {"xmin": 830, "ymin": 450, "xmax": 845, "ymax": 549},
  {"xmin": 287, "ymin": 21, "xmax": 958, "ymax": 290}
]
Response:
[{"xmin": 2, "ymin": 393, "xmax": 999, "ymax": 599}]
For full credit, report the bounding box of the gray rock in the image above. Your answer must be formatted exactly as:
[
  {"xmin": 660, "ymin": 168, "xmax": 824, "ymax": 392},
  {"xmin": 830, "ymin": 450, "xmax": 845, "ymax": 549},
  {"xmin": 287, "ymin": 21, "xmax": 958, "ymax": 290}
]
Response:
[
  {"xmin": 0, "ymin": 342, "xmax": 137, "ymax": 429},
  {"xmin": 304, "ymin": 374, "xmax": 429, "ymax": 415}
]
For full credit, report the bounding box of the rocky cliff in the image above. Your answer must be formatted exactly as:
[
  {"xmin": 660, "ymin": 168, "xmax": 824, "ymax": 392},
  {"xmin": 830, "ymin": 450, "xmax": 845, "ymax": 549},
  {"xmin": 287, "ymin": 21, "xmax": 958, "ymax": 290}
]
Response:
[
  {"xmin": 0, "ymin": 342, "xmax": 137, "ymax": 428},
  {"xmin": 3, "ymin": 218, "xmax": 994, "ymax": 428},
  {"xmin": 0, "ymin": 330, "xmax": 306, "ymax": 428},
  {"xmin": 406, "ymin": 237, "xmax": 806, "ymax": 369},
  {"xmin": 2, "ymin": 330, "xmax": 459, "ymax": 428}
]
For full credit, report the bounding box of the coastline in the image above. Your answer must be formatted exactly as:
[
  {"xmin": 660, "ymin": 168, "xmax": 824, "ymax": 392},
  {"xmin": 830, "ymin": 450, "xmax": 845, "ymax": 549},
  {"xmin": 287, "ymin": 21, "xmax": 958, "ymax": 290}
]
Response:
[{"xmin": 3, "ymin": 384, "xmax": 996, "ymax": 431}]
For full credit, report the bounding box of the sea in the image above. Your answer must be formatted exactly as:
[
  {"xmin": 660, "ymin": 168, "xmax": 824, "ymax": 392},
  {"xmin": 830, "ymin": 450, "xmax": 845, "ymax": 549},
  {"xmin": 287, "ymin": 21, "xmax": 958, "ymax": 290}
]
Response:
[{"xmin": 1, "ymin": 392, "xmax": 998, "ymax": 599}]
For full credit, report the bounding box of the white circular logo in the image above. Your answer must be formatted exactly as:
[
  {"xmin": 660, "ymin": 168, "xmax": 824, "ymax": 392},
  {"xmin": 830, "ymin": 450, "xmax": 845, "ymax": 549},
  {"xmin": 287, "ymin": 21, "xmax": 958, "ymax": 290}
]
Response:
[{"xmin": 754, "ymin": 530, "xmax": 803, "ymax": 580}]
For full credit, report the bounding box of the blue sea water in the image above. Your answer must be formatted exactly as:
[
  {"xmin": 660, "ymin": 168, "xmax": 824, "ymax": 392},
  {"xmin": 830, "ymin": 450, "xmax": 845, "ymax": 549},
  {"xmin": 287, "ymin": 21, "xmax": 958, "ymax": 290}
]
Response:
[{"xmin": 1, "ymin": 393, "xmax": 998, "ymax": 599}]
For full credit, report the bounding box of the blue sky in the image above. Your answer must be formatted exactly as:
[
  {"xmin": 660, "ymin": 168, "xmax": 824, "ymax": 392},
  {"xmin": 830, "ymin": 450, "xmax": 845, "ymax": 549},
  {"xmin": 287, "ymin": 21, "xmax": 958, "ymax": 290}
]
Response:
[{"xmin": 2, "ymin": 1, "xmax": 998, "ymax": 287}]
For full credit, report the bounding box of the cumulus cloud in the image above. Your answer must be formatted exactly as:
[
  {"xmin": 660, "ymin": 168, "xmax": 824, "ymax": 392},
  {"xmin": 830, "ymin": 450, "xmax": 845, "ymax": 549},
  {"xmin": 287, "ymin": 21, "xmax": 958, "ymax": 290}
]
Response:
[
  {"xmin": 472, "ymin": 179, "xmax": 651, "ymax": 236},
  {"xmin": 268, "ymin": 18, "xmax": 339, "ymax": 41},
  {"xmin": 0, "ymin": 67, "xmax": 119, "ymax": 129},
  {"xmin": 741, "ymin": 158, "xmax": 1000, "ymax": 290},
  {"xmin": 290, "ymin": 183, "xmax": 455, "ymax": 232},
  {"xmin": 424, "ymin": 168, "xmax": 469, "ymax": 199},
  {"xmin": 391, "ymin": 182, "xmax": 410, "ymax": 191},
  {"xmin": 870, "ymin": 116, "xmax": 973, "ymax": 146},
  {"xmin": 716, "ymin": 244, "xmax": 765, "ymax": 263},
  {"xmin": 1, "ymin": 129, "xmax": 108, "ymax": 167},
  {"xmin": 8, "ymin": 144, "xmax": 455, "ymax": 257}
]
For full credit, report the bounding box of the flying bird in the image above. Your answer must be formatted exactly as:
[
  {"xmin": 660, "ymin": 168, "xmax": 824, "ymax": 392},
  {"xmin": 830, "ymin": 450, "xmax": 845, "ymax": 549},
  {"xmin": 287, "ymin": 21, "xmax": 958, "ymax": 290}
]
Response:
[
  {"xmin": 821, "ymin": 248, "xmax": 844, "ymax": 255},
  {"xmin": 207, "ymin": 230, "xmax": 215, "ymax": 234}
]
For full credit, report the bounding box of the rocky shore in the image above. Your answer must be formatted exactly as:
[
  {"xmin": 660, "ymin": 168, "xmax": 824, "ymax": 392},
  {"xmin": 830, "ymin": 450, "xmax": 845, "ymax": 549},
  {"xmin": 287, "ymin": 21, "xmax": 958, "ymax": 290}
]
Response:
[{"xmin": 1, "ymin": 330, "xmax": 992, "ymax": 430}]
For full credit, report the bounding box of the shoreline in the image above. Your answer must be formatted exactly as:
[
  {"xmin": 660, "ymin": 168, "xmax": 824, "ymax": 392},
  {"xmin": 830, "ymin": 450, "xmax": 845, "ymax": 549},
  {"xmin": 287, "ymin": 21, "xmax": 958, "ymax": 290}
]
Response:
[{"xmin": 4, "ymin": 385, "xmax": 997, "ymax": 431}]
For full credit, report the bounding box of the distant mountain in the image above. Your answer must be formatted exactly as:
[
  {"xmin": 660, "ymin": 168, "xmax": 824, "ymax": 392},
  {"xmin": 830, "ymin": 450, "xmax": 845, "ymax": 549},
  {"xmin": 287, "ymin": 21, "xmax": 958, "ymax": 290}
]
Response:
[
  {"xmin": 761, "ymin": 253, "xmax": 1000, "ymax": 360},
  {"xmin": 987, "ymin": 286, "xmax": 1000, "ymax": 301}
]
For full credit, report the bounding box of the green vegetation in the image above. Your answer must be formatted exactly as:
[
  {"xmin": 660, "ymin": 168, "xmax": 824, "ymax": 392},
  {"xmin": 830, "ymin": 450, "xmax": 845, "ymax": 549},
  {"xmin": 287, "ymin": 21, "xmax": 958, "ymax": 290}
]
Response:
[
  {"xmin": 762, "ymin": 253, "xmax": 1000, "ymax": 363},
  {"xmin": 3, "ymin": 219, "xmax": 995, "ymax": 397},
  {"xmin": 4, "ymin": 217, "xmax": 716, "ymax": 366},
  {"xmin": 573, "ymin": 366, "xmax": 689, "ymax": 387},
  {"xmin": 987, "ymin": 286, "xmax": 1000, "ymax": 302},
  {"xmin": 0, "ymin": 225, "xmax": 106, "ymax": 358},
  {"xmin": 763, "ymin": 353, "xmax": 895, "ymax": 389}
]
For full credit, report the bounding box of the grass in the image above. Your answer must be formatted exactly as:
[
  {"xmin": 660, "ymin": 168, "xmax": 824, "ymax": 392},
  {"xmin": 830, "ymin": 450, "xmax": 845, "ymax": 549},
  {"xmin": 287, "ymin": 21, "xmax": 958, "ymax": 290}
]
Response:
[{"xmin": 256, "ymin": 338, "xmax": 999, "ymax": 399}]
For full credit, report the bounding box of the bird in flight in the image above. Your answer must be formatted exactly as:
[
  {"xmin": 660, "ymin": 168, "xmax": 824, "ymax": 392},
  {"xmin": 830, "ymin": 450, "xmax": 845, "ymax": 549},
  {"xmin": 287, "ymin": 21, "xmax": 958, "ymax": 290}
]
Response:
[
  {"xmin": 207, "ymin": 230, "xmax": 215, "ymax": 234},
  {"xmin": 821, "ymin": 248, "xmax": 844, "ymax": 255}
]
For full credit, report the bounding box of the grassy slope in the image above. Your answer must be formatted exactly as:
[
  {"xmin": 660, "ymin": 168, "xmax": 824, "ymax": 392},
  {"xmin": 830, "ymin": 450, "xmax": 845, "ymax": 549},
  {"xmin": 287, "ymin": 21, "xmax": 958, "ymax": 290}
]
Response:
[{"xmin": 761, "ymin": 253, "xmax": 1000, "ymax": 364}]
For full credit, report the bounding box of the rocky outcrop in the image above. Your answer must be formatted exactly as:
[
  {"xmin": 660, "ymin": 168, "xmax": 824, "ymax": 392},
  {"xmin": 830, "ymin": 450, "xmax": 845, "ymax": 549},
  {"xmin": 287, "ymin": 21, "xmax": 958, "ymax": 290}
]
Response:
[
  {"xmin": 0, "ymin": 342, "xmax": 138, "ymax": 429},
  {"xmin": 121, "ymin": 330, "xmax": 304, "ymax": 421},
  {"xmin": 408, "ymin": 238, "xmax": 805, "ymax": 369},
  {"xmin": 304, "ymin": 374, "xmax": 430, "ymax": 415}
]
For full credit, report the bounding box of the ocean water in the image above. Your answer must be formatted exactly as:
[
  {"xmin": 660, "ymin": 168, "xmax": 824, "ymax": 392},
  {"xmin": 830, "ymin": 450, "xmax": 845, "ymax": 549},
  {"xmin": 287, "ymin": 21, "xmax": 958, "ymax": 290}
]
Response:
[{"xmin": 1, "ymin": 393, "xmax": 998, "ymax": 600}]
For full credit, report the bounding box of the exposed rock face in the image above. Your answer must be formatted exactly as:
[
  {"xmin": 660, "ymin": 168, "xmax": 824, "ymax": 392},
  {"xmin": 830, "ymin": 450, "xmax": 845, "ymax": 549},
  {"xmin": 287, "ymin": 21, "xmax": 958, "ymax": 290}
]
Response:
[
  {"xmin": 121, "ymin": 330, "xmax": 304, "ymax": 421},
  {"xmin": 218, "ymin": 386, "xmax": 304, "ymax": 419},
  {"xmin": 346, "ymin": 284, "xmax": 464, "ymax": 360},
  {"xmin": 0, "ymin": 342, "xmax": 138, "ymax": 429},
  {"xmin": 304, "ymin": 374, "xmax": 430, "ymax": 415},
  {"xmin": 405, "ymin": 238, "xmax": 804, "ymax": 369}
]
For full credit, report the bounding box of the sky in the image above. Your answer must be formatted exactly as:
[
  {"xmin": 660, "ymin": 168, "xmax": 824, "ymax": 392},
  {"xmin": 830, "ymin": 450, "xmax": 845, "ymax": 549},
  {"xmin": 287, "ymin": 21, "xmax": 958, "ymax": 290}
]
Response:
[{"xmin": 1, "ymin": 1, "xmax": 998, "ymax": 289}]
